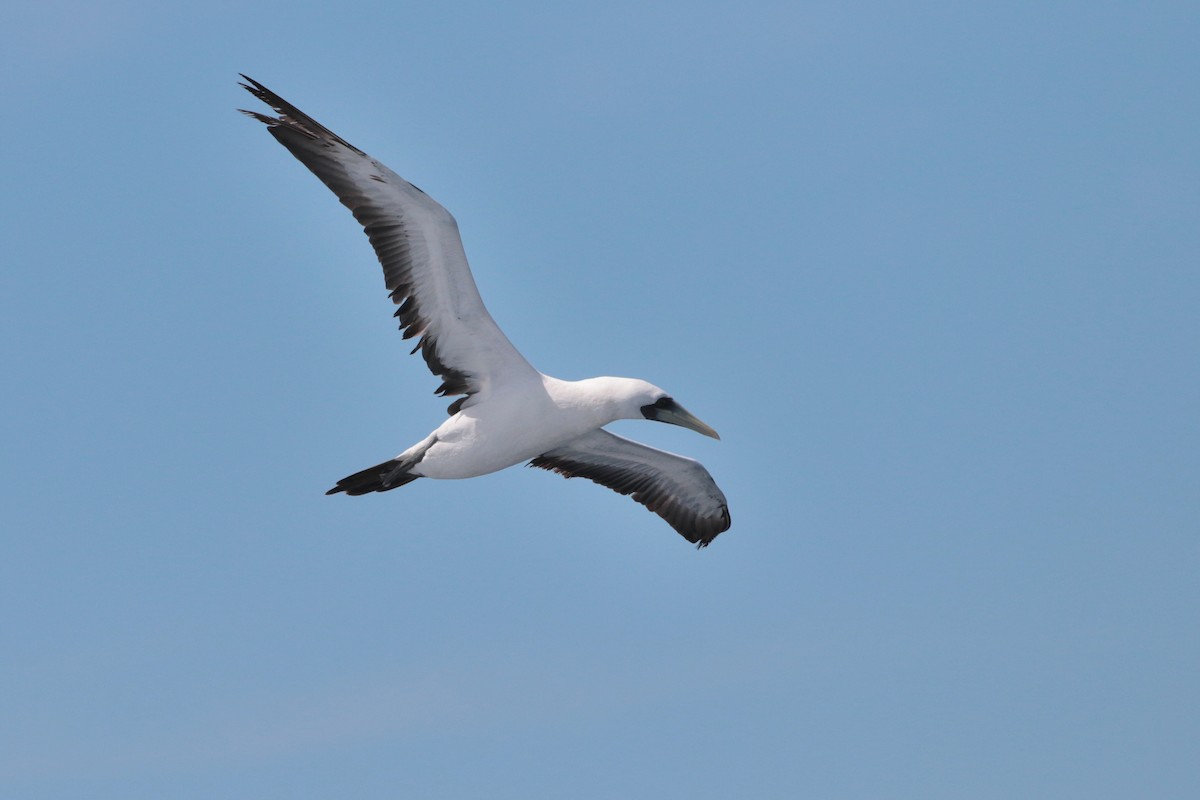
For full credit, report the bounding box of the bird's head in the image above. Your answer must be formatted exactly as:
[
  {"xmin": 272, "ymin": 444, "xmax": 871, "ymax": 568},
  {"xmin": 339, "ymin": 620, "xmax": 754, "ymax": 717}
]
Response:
[
  {"xmin": 639, "ymin": 393, "xmax": 721, "ymax": 439},
  {"xmin": 600, "ymin": 378, "xmax": 720, "ymax": 439}
]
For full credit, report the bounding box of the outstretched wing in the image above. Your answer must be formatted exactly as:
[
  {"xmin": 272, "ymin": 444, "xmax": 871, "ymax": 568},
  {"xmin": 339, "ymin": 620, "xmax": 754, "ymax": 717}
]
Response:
[
  {"xmin": 530, "ymin": 429, "xmax": 731, "ymax": 547},
  {"xmin": 240, "ymin": 76, "xmax": 538, "ymax": 414}
]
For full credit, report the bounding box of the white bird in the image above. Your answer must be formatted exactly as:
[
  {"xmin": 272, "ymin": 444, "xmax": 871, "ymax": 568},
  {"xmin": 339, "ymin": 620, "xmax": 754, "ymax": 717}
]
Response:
[{"xmin": 240, "ymin": 76, "xmax": 730, "ymax": 546}]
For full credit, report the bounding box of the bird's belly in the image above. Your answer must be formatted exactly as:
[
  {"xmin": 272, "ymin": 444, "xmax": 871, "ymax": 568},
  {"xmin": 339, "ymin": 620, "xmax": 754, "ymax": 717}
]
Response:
[{"xmin": 413, "ymin": 404, "xmax": 592, "ymax": 480}]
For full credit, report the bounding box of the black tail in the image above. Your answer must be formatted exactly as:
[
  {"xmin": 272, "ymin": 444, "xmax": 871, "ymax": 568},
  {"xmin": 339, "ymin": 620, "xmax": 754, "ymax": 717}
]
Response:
[{"xmin": 326, "ymin": 458, "xmax": 420, "ymax": 496}]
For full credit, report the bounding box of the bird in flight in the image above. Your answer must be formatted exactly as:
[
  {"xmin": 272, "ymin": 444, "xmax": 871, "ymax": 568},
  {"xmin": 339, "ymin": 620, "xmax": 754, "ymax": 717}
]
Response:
[{"xmin": 240, "ymin": 76, "xmax": 730, "ymax": 546}]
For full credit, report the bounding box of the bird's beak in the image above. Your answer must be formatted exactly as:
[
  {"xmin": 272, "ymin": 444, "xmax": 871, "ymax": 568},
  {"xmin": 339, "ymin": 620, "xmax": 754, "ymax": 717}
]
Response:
[{"xmin": 644, "ymin": 400, "xmax": 721, "ymax": 440}]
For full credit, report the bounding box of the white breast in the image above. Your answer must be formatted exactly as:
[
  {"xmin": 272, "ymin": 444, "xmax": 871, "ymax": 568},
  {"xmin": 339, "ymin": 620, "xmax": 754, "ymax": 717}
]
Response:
[{"xmin": 412, "ymin": 377, "xmax": 614, "ymax": 479}]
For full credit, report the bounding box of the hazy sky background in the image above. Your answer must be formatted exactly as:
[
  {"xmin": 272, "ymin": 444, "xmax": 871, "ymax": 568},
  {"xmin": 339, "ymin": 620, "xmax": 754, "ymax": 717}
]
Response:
[{"xmin": 3, "ymin": 2, "xmax": 1197, "ymax": 798}]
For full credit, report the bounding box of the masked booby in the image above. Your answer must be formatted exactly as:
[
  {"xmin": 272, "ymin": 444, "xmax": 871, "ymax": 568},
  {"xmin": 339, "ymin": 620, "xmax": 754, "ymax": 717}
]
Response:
[{"xmin": 239, "ymin": 76, "xmax": 730, "ymax": 547}]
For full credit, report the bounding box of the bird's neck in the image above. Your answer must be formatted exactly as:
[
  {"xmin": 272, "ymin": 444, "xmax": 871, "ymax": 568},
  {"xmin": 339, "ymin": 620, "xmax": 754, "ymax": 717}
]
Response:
[{"xmin": 544, "ymin": 376, "xmax": 640, "ymax": 426}]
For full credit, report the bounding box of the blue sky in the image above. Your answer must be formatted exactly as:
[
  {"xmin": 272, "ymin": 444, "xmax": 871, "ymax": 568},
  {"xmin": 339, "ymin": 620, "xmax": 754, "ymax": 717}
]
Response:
[{"xmin": 2, "ymin": 1, "xmax": 1197, "ymax": 798}]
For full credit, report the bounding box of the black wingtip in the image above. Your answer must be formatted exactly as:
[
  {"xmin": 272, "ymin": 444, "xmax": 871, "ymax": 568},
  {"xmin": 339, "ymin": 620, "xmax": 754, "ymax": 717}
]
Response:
[
  {"xmin": 237, "ymin": 74, "xmax": 283, "ymax": 126},
  {"xmin": 238, "ymin": 73, "xmax": 269, "ymax": 96},
  {"xmin": 237, "ymin": 74, "xmax": 271, "ymax": 106},
  {"xmin": 692, "ymin": 505, "xmax": 731, "ymax": 548},
  {"xmin": 236, "ymin": 74, "xmax": 364, "ymax": 153}
]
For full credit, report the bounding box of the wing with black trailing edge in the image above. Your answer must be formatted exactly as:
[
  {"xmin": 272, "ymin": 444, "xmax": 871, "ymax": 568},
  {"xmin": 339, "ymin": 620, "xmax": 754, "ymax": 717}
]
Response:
[
  {"xmin": 531, "ymin": 429, "xmax": 731, "ymax": 547},
  {"xmin": 239, "ymin": 76, "xmax": 538, "ymax": 414}
]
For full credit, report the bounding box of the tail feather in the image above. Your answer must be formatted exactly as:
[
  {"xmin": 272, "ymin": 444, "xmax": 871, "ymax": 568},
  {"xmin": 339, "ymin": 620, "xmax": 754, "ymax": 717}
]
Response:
[{"xmin": 326, "ymin": 458, "xmax": 419, "ymax": 496}]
